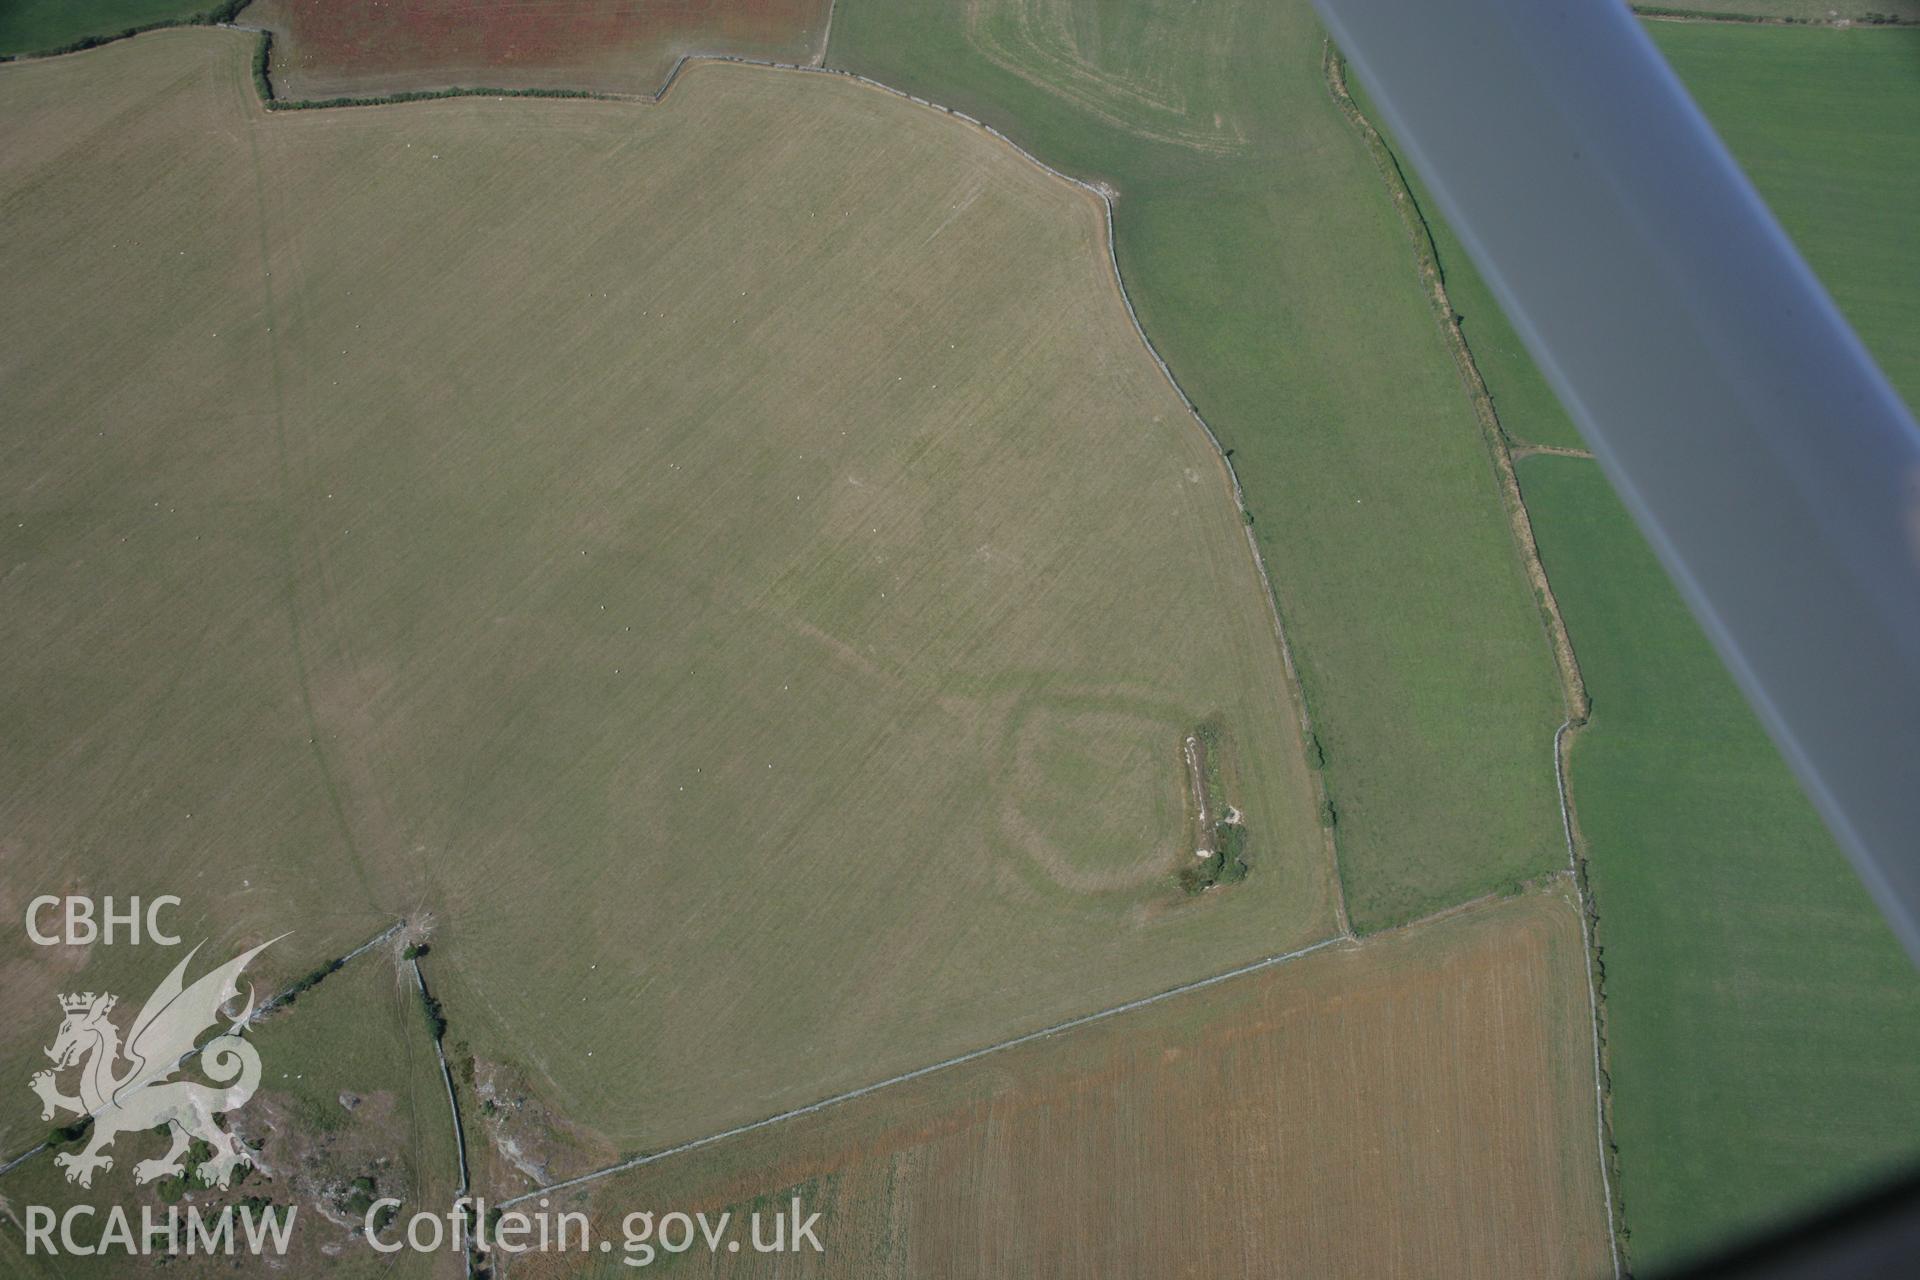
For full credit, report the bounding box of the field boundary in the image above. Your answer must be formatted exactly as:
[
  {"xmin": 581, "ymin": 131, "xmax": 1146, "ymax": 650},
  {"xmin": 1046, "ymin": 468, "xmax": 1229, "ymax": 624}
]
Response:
[
  {"xmin": 814, "ymin": 0, "xmax": 840, "ymax": 68},
  {"xmin": 229, "ymin": 22, "xmax": 636, "ymax": 110},
  {"xmin": 233, "ymin": 81, "xmax": 381, "ymax": 907},
  {"xmin": 1325, "ymin": 45, "xmax": 1622, "ymax": 1277},
  {"xmin": 1322, "ymin": 45, "xmax": 1588, "ymax": 729},
  {"xmin": 1632, "ymin": 5, "xmax": 1917, "ymax": 27},
  {"xmin": 410, "ymin": 954, "xmax": 475, "ymax": 1278},
  {"xmin": 498, "ymin": 879, "xmax": 1590, "ymax": 1218},
  {"xmin": 497, "ymin": 933, "xmax": 1350, "ymax": 1209},
  {"xmin": 1515, "ymin": 443, "xmax": 1597, "ymax": 461}
]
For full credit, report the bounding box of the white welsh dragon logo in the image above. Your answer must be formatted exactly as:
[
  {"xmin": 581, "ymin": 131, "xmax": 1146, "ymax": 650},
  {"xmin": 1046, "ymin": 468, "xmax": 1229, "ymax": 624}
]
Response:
[{"xmin": 28, "ymin": 938, "xmax": 280, "ymax": 1189}]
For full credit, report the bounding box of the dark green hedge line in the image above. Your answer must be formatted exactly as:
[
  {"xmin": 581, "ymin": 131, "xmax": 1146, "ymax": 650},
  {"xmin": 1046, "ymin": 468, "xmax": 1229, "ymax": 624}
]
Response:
[
  {"xmin": 252, "ymin": 27, "xmax": 272, "ymax": 99},
  {"xmin": 1632, "ymin": 5, "xmax": 1915, "ymax": 24},
  {"xmin": 418, "ymin": 985, "xmax": 448, "ymax": 1042},
  {"xmin": 264, "ymin": 83, "xmax": 616, "ymax": 111}
]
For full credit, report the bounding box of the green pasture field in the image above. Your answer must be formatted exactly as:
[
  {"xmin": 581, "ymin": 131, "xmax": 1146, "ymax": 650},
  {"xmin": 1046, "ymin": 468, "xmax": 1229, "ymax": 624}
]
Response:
[
  {"xmin": 0, "ymin": 0, "xmax": 228, "ymax": 57},
  {"xmin": 830, "ymin": 0, "xmax": 1569, "ymax": 931},
  {"xmin": 1344, "ymin": 71, "xmax": 1588, "ymax": 454},
  {"xmin": 0, "ymin": 947, "xmax": 457, "ymax": 1277},
  {"xmin": 1353, "ymin": 23, "xmax": 1920, "ymax": 453},
  {"xmin": 0, "ymin": 29, "xmax": 1336, "ymax": 1157},
  {"xmin": 1653, "ymin": 22, "xmax": 1920, "ymax": 403},
  {"xmin": 1522, "ymin": 457, "xmax": 1920, "ymax": 1270},
  {"xmin": 1353, "ymin": 20, "xmax": 1920, "ymax": 1268},
  {"xmin": 1548, "ymin": 24, "xmax": 1920, "ymax": 1271}
]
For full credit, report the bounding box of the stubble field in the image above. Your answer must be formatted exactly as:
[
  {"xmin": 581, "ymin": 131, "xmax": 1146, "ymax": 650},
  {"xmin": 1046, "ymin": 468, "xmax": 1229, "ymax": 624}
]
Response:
[
  {"xmin": 512, "ymin": 892, "xmax": 1614, "ymax": 1279},
  {"xmin": 0, "ymin": 28, "xmax": 1337, "ymax": 1161}
]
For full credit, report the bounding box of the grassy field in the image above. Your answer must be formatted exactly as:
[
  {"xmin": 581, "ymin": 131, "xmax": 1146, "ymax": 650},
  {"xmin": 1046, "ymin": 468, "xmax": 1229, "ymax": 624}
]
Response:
[
  {"xmin": 512, "ymin": 892, "xmax": 1613, "ymax": 1278},
  {"xmin": 831, "ymin": 0, "xmax": 1569, "ymax": 932},
  {"xmin": 1653, "ymin": 22, "xmax": 1920, "ymax": 404},
  {"xmin": 1349, "ymin": 20, "xmax": 1920, "ymax": 1269},
  {"xmin": 0, "ymin": 0, "xmax": 223, "ymax": 57},
  {"xmin": 1, "ymin": 28, "xmax": 1338, "ymax": 1158},
  {"xmin": 1523, "ymin": 458, "xmax": 1920, "ymax": 1270},
  {"xmin": 247, "ymin": 0, "xmax": 834, "ymax": 100},
  {"xmin": 1353, "ymin": 23, "xmax": 1920, "ymax": 455},
  {"xmin": 1528, "ymin": 26, "xmax": 1920, "ymax": 1270},
  {"xmin": 0, "ymin": 946, "xmax": 460, "ymax": 1278},
  {"xmin": 1343, "ymin": 71, "xmax": 1590, "ymax": 456},
  {"xmin": 0, "ymin": 29, "xmax": 394, "ymax": 1156}
]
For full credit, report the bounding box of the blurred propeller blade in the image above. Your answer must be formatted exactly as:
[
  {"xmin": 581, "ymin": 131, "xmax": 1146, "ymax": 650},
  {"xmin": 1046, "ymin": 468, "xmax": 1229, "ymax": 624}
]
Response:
[{"xmin": 1312, "ymin": 0, "xmax": 1920, "ymax": 963}]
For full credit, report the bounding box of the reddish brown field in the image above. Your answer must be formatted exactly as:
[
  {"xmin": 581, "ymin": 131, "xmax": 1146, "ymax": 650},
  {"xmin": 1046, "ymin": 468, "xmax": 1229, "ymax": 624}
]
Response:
[
  {"xmin": 248, "ymin": 0, "xmax": 835, "ymax": 99},
  {"xmin": 514, "ymin": 891, "xmax": 1614, "ymax": 1279}
]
